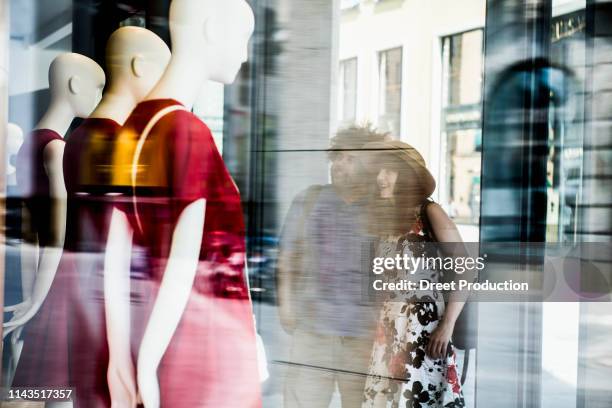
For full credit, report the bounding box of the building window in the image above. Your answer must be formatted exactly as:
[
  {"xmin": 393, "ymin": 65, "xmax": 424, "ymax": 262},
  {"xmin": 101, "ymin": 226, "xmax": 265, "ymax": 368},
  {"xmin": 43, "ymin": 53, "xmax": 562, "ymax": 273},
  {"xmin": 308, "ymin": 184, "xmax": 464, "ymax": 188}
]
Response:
[
  {"xmin": 338, "ymin": 57, "xmax": 358, "ymax": 124},
  {"xmin": 378, "ymin": 47, "xmax": 402, "ymax": 137},
  {"xmin": 441, "ymin": 29, "xmax": 483, "ymax": 225}
]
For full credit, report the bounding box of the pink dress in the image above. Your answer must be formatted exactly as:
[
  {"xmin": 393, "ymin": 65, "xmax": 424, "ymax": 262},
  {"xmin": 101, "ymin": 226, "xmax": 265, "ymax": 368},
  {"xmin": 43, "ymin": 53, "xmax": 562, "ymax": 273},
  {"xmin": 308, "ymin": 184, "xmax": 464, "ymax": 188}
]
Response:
[
  {"xmin": 113, "ymin": 99, "xmax": 262, "ymax": 407},
  {"xmin": 14, "ymin": 119, "xmax": 122, "ymax": 408},
  {"xmin": 13, "ymin": 129, "xmax": 72, "ymax": 388}
]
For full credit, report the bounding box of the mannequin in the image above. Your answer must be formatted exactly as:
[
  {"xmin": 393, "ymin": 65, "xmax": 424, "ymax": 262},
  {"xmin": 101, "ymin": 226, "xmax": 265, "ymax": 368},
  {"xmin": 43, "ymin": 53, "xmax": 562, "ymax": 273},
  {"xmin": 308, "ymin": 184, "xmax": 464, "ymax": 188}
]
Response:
[
  {"xmin": 6, "ymin": 123, "xmax": 24, "ymax": 187},
  {"xmin": 105, "ymin": 1, "xmax": 258, "ymax": 407},
  {"xmin": 7, "ymin": 53, "xmax": 104, "ymax": 333},
  {"xmin": 3, "ymin": 122, "xmax": 24, "ymax": 385},
  {"xmin": 8, "ymin": 52, "xmax": 103, "ymax": 408},
  {"xmin": 61, "ymin": 27, "xmax": 170, "ymax": 408}
]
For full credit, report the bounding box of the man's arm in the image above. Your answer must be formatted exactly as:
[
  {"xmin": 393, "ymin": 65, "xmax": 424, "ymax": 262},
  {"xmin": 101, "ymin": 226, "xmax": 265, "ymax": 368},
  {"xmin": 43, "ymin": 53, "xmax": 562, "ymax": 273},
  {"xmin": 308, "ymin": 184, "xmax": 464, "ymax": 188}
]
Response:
[{"xmin": 276, "ymin": 190, "xmax": 309, "ymax": 334}]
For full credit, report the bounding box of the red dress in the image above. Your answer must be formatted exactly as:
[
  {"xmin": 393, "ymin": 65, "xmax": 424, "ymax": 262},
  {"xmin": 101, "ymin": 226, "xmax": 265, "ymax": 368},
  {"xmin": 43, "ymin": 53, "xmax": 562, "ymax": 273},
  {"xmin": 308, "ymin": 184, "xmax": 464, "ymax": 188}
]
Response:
[
  {"xmin": 112, "ymin": 99, "xmax": 261, "ymax": 407},
  {"xmin": 63, "ymin": 118, "xmax": 122, "ymax": 407},
  {"xmin": 13, "ymin": 119, "xmax": 121, "ymax": 408}
]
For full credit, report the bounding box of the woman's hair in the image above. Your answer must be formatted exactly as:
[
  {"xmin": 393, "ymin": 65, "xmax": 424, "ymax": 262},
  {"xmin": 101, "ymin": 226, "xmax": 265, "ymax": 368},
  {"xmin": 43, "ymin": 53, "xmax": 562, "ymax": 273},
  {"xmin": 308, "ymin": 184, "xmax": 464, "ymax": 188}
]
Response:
[{"xmin": 367, "ymin": 154, "xmax": 425, "ymax": 237}]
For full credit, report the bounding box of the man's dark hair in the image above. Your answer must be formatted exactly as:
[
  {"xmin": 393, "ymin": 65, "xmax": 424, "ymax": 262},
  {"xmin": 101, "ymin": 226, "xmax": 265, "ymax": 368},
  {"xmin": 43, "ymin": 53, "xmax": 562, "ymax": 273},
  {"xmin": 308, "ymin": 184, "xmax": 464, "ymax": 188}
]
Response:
[{"xmin": 328, "ymin": 124, "xmax": 390, "ymax": 156}]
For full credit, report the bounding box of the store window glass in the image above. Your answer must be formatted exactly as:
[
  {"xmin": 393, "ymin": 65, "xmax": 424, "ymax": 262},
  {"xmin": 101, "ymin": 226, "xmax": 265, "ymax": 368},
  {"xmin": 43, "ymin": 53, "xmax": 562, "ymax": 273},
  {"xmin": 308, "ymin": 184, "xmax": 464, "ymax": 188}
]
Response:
[
  {"xmin": 193, "ymin": 82, "xmax": 226, "ymax": 154},
  {"xmin": 377, "ymin": 47, "xmax": 402, "ymax": 136},
  {"xmin": 338, "ymin": 57, "xmax": 358, "ymax": 125},
  {"xmin": 6, "ymin": 1, "xmax": 612, "ymax": 408},
  {"xmin": 441, "ymin": 29, "xmax": 483, "ymax": 228},
  {"xmin": 340, "ymin": 0, "xmax": 360, "ymax": 11}
]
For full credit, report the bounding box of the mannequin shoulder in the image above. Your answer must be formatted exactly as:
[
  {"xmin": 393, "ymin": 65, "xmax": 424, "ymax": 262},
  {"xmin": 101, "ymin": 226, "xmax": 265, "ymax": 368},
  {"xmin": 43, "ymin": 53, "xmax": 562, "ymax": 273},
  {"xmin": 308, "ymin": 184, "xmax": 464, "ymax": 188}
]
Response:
[
  {"xmin": 42, "ymin": 139, "xmax": 66, "ymax": 174},
  {"xmin": 42, "ymin": 139, "xmax": 66, "ymax": 160}
]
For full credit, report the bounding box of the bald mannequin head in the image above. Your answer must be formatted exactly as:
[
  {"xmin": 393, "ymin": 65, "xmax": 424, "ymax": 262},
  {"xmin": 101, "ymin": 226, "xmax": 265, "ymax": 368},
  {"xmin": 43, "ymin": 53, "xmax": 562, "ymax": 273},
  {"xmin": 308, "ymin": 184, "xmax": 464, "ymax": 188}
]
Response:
[
  {"xmin": 169, "ymin": 0, "xmax": 255, "ymax": 84},
  {"xmin": 146, "ymin": 0, "xmax": 255, "ymax": 107},
  {"xmin": 49, "ymin": 53, "xmax": 105, "ymax": 118},
  {"xmin": 105, "ymin": 27, "xmax": 171, "ymax": 101},
  {"xmin": 89, "ymin": 27, "xmax": 171, "ymax": 123}
]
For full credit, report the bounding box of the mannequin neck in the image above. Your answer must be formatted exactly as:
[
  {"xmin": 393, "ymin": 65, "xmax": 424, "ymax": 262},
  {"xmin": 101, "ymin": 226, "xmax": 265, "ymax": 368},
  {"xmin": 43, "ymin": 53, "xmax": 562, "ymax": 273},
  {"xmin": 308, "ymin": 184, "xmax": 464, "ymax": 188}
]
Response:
[
  {"xmin": 34, "ymin": 99, "xmax": 75, "ymax": 137},
  {"xmin": 89, "ymin": 86, "xmax": 137, "ymax": 125},
  {"xmin": 146, "ymin": 54, "xmax": 207, "ymax": 109}
]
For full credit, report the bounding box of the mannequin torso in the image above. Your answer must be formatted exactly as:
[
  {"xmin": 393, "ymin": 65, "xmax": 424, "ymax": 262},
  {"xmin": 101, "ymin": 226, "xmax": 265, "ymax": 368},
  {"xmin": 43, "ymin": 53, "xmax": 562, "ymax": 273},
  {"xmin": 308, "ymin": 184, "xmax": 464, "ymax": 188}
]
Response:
[{"xmin": 63, "ymin": 27, "xmax": 170, "ymax": 408}]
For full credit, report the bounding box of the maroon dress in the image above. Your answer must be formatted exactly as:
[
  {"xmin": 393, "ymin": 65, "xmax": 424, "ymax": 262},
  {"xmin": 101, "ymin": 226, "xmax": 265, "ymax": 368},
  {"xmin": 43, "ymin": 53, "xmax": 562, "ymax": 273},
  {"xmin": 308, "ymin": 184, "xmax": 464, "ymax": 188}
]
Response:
[
  {"xmin": 63, "ymin": 118, "xmax": 122, "ymax": 407},
  {"xmin": 16, "ymin": 129, "xmax": 63, "ymax": 246},
  {"xmin": 112, "ymin": 99, "xmax": 262, "ymax": 407},
  {"xmin": 13, "ymin": 120, "xmax": 121, "ymax": 408}
]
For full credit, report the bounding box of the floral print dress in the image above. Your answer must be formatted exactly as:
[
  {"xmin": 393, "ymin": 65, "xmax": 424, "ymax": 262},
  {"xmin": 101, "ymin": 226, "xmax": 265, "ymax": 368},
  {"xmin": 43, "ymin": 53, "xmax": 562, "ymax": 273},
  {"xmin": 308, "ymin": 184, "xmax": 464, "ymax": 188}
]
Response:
[{"xmin": 362, "ymin": 218, "xmax": 465, "ymax": 408}]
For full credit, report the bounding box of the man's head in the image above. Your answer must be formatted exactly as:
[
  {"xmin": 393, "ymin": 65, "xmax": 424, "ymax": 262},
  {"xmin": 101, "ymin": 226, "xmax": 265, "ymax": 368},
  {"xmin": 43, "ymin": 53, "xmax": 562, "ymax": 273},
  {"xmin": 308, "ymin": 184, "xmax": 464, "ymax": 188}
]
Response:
[{"xmin": 328, "ymin": 124, "xmax": 389, "ymax": 189}]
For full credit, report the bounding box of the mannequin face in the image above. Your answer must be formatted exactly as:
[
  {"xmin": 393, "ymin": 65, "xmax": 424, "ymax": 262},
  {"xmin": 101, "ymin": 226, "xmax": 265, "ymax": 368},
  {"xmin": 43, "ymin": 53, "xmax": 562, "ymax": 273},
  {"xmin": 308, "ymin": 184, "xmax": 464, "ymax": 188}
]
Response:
[
  {"xmin": 66, "ymin": 59, "xmax": 105, "ymax": 118},
  {"xmin": 159, "ymin": 0, "xmax": 255, "ymax": 107},
  {"xmin": 47, "ymin": 53, "xmax": 105, "ymax": 119},
  {"xmin": 205, "ymin": 1, "xmax": 255, "ymax": 84}
]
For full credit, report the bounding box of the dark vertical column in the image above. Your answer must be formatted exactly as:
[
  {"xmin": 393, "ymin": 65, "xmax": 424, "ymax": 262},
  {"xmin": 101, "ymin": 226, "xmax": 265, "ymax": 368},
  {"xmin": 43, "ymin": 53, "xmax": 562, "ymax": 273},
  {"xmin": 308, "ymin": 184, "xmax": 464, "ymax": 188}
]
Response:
[
  {"xmin": 145, "ymin": 0, "xmax": 171, "ymax": 46},
  {"xmin": 478, "ymin": 0, "xmax": 552, "ymax": 406},
  {"xmin": 72, "ymin": 0, "xmax": 123, "ymax": 67},
  {"xmin": 73, "ymin": 1, "xmax": 146, "ymax": 66},
  {"xmin": 480, "ymin": 0, "xmax": 552, "ymax": 243}
]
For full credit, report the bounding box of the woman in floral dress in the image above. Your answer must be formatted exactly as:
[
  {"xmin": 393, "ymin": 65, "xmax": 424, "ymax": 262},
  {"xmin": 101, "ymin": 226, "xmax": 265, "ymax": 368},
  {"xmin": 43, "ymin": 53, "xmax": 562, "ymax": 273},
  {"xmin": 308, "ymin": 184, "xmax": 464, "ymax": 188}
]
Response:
[{"xmin": 362, "ymin": 141, "xmax": 466, "ymax": 408}]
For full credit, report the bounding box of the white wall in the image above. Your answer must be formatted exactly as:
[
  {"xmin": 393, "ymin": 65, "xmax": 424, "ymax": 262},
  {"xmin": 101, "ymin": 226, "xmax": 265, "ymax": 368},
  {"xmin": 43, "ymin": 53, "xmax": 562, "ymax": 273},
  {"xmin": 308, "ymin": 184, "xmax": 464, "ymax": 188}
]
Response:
[{"xmin": 338, "ymin": 0, "xmax": 485, "ymax": 203}]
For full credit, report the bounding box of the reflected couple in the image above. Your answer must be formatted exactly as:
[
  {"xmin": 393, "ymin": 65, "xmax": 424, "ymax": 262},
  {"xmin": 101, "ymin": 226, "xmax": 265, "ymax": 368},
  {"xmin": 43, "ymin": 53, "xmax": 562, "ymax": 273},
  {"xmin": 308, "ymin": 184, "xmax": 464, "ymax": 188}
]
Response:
[{"xmin": 278, "ymin": 125, "xmax": 467, "ymax": 408}]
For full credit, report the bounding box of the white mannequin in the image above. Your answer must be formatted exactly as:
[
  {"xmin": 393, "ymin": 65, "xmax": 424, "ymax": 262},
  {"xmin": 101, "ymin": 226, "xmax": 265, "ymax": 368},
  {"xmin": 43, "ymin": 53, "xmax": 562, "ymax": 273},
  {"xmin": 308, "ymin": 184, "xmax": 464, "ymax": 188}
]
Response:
[
  {"xmin": 5, "ymin": 53, "xmax": 103, "ymax": 408},
  {"xmin": 5, "ymin": 53, "xmax": 105, "ymax": 335},
  {"xmin": 103, "ymin": 1, "xmax": 255, "ymax": 406},
  {"xmin": 87, "ymin": 27, "xmax": 171, "ymax": 408},
  {"xmin": 6, "ymin": 123, "xmax": 24, "ymax": 187}
]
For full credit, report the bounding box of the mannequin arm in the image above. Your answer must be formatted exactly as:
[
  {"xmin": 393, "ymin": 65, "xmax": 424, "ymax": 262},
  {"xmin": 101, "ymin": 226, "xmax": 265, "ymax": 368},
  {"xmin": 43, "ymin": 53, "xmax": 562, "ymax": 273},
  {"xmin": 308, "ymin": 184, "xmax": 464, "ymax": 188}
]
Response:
[
  {"xmin": 19, "ymin": 204, "xmax": 37, "ymax": 302},
  {"xmin": 137, "ymin": 199, "xmax": 206, "ymax": 408},
  {"xmin": 104, "ymin": 208, "xmax": 138, "ymax": 408},
  {"xmin": 277, "ymin": 249, "xmax": 297, "ymax": 333},
  {"xmin": 5, "ymin": 141, "xmax": 66, "ymax": 329},
  {"xmin": 4, "ymin": 205, "xmax": 37, "ymax": 334}
]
